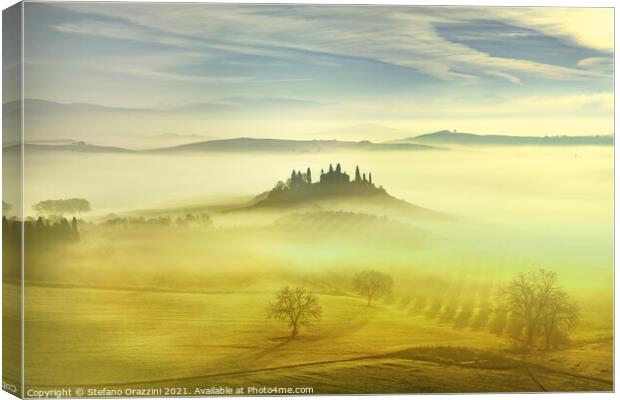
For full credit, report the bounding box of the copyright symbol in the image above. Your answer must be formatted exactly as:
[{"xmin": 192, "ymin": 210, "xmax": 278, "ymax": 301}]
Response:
[{"xmin": 75, "ymin": 387, "xmax": 85, "ymax": 397}]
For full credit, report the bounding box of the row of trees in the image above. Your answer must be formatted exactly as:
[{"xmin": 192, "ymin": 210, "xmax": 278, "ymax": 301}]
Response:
[
  {"xmin": 26, "ymin": 216, "xmax": 81, "ymax": 244},
  {"xmin": 409, "ymin": 294, "xmax": 491, "ymax": 330},
  {"xmin": 3, "ymin": 216, "xmax": 81, "ymax": 279},
  {"xmin": 289, "ymin": 168, "xmax": 312, "ymax": 188},
  {"xmin": 2, "ymin": 216, "xmax": 80, "ymax": 245},
  {"xmin": 271, "ymin": 164, "xmax": 375, "ymax": 192},
  {"xmin": 408, "ymin": 270, "xmax": 578, "ymax": 350},
  {"xmin": 354, "ymin": 166, "xmax": 372, "ymax": 185},
  {"xmin": 101, "ymin": 213, "xmax": 213, "ymax": 229},
  {"xmin": 267, "ymin": 269, "xmax": 578, "ymax": 351}
]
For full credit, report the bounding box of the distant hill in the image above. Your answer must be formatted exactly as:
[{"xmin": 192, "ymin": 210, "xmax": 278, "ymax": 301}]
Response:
[
  {"xmin": 149, "ymin": 137, "xmax": 439, "ymax": 153},
  {"xmin": 4, "ymin": 143, "xmax": 136, "ymax": 154},
  {"xmin": 310, "ymin": 123, "xmax": 406, "ymax": 141},
  {"xmin": 3, "ymin": 99, "xmax": 154, "ymax": 116},
  {"xmin": 117, "ymin": 164, "xmax": 453, "ymax": 224},
  {"xmin": 5, "ymin": 138, "xmax": 438, "ymax": 154},
  {"xmin": 395, "ymin": 130, "xmax": 613, "ymax": 146}
]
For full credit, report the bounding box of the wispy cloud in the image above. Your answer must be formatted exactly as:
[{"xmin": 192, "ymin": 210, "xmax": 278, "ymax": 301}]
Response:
[
  {"xmin": 21, "ymin": 3, "xmax": 613, "ymax": 138},
  {"xmin": 50, "ymin": 4, "xmax": 612, "ymax": 85},
  {"xmin": 491, "ymin": 8, "xmax": 613, "ymax": 53}
]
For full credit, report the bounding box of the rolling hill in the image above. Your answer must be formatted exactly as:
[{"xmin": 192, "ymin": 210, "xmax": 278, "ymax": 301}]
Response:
[
  {"xmin": 125, "ymin": 164, "xmax": 453, "ymax": 223},
  {"xmin": 4, "ymin": 143, "xmax": 136, "ymax": 154},
  {"xmin": 149, "ymin": 137, "xmax": 439, "ymax": 153},
  {"xmin": 12, "ymin": 132, "xmax": 612, "ymax": 156},
  {"xmin": 5, "ymin": 137, "xmax": 439, "ymax": 154},
  {"xmin": 394, "ymin": 130, "xmax": 613, "ymax": 146},
  {"xmin": 308, "ymin": 123, "xmax": 406, "ymax": 142},
  {"xmin": 230, "ymin": 172, "xmax": 452, "ymax": 222}
]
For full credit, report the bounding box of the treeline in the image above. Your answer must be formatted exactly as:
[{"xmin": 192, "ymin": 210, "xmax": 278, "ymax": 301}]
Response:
[
  {"xmin": 2, "ymin": 216, "xmax": 80, "ymax": 280},
  {"xmin": 2, "ymin": 216, "xmax": 80, "ymax": 246},
  {"xmin": 101, "ymin": 213, "xmax": 213, "ymax": 229},
  {"xmin": 402, "ymin": 270, "xmax": 578, "ymax": 350}
]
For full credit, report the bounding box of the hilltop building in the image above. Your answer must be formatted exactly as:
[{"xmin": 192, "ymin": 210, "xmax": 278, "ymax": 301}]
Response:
[
  {"xmin": 285, "ymin": 163, "xmax": 374, "ymax": 189},
  {"xmin": 320, "ymin": 163, "xmax": 350, "ymax": 184},
  {"xmin": 265, "ymin": 163, "xmax": 385, "ymax": 205}
]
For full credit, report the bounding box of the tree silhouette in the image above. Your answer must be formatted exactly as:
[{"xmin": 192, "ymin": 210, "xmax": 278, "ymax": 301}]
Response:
[
  {"xmin": 541, "ymin": 291, "xmax": 578, "ymax": 349},
  {"xmin": 35, "ymin": 217, "xmax": 46, "ymax": 238},
  {"xmin": 355, "ymin": 166, "xmax": 361, "ymax": 183},
  {"xmin": 273, "ymin": 181, "xmax": 287, "ymax": 192},
  {"xmin": 20, "ymin": 215, "xmax": 80, "ymax": 247},
  {"xmin": 267, "ymin": 286, "xmax": 322, "ymax": 337},
  {"xmin": 59, "ymin": 218, "xmax": 71, "ymax": 241},
  {"xmin": 499, "ymin": 269, "xmax": 578, "ymax": 349},
  {"xmin": 71, "ymin": 217, "xmax": 80, "ymax": 241},
  {"xmin": 353, "ymin": 270, "xmax": 394, "ymax": 306},
  {"xmin": 489, "ymin": 308, "xmax": 507, "ymax": 335},
  {"xmin": 33, "ymin": 198, "xmax": 91, "ymax": 216},
  {"xmin": 306, "ymin": 168, "xmax": 312, "ymax": 184},
  {"xmin": 290, "ymin": 170, "xmax": 297, "ymax": 187}
]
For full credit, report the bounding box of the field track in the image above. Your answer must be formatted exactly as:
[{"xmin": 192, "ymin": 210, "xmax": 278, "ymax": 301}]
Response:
[{"xmin": 30, "ymin": 346, "xmax": 612, "ymax": 390}]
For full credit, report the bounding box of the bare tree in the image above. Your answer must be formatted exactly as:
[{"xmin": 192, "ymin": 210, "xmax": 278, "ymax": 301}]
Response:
[
  {"xmin": 267, "ymin": 286, "xmax": 321, "ymax": 337},
  {"xmin": 500, "ymin": 269, "xmax": 578, "ymax": 349},
  {"xmin": 354, "ymin": 270, "xmax": 394, "ymax": 306},
  {"xmin": 541, "ymin": 291, "xmax": 578, "ymax": 350}
]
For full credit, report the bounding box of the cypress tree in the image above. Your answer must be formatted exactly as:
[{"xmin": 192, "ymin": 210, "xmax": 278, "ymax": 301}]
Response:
[
  {"xmin": 306, "ymin": 168, "xmax": 312, "ymax": 184},
  {"xmin": 59, "ymin": 218, "xmax": 71, "ymax": 241},
  {"xmin": 35, "ymin": 217, "xmax": 46, "ymax": 245},
  {"xmin": 71, "ymin": 217, "xmax": 80, "ymax": 241},
  {"xmin": 355, "ymin": 166, "xmax": 361, "ymax": 183}
]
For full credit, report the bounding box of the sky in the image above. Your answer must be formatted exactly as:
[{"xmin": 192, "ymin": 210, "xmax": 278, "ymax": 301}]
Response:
[{"xmin": 9, "ymin": 3, "xmax": 615, "ymax": 144}]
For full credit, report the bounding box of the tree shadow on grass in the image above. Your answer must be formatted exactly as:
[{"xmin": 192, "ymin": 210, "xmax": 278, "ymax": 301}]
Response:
[{"xmin": 252, "ymin": 335, "xmax": 296, "ymax": 360}]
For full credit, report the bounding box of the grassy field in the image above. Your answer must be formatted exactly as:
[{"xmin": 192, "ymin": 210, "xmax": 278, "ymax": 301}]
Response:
[
  {"xmin": 10, "ymin": 145, "xmax": 613, "ymax": 394},
  {"xmin": 19, "ymin": 281, "xmax": 612, "ymax": 394}
]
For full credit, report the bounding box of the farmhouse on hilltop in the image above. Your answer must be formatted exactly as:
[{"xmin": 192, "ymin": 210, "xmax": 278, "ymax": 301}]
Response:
[{"xmin": 286, "ymin": 163, "xmax": 374, "ymax": 189}]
